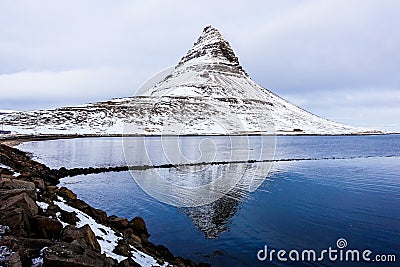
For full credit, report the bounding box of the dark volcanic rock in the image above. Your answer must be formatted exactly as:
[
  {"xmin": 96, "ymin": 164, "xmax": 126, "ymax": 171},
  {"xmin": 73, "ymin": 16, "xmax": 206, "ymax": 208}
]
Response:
[
  {"xmin": 32, "ymin": 177, "xmax": 46, "ymax": 191},
  {"xmin": 156, "ymin": 244, "xmax": 175, "ymax": 262},
  {"xmin": 128, "ymin": 217, "xmax": 149, "ymax": 238},
  {"xmin": 0, "ymin": 177, "xmax": 37, "ymax": 200},
  {"xmin": 59, "ymin": 186, "xmax": 77, "ymax": 200},
  {"xmin": 0, "ymin": 207, "xmax": 31, "ymax": 237},
  {"xmin": 32, "ymin": 215, "xmax": 63, "ymax": 239},
  {"xmin": 69, "ymin": 199, "xmax": 108, "ymax": 224},
  {"xmin": 109, "ymin": 216, "xmax": 129, "ymax": 230},
  {"xmin": 113, "ymin": 242, "xmax": 131, "ymax": 257},
  {"xmin": 1, "ymin": 191, "xmax": 38, "ymax": 216},
  {"xmin": 62, "ymin": 225, "xmax": 101, "ymax": 253},
  {"xmin": 43, "ymin": 242, "xmax": 115, "ymax": 267},
  {"xmin": 116, "ymin": 258, "xmax": 141, "ymax": 267},
  {"xmin": 59, "ymin": 209, "xmax": 79, "ymax": 225}
]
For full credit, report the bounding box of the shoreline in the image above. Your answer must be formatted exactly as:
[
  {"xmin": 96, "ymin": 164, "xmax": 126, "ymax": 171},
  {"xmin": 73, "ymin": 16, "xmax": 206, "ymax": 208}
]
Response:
[
  {"xmin": 0, "ymin": 143, "xmax": 210, "ymax": 266},
  {"xmin": 1, "ymin": 132, "xmax": 397, "ymax": 147}
]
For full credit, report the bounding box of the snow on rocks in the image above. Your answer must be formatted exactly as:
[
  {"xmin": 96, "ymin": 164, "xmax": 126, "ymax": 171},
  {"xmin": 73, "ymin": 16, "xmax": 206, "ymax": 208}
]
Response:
[{"xmin": 54, "ymin": 196, "xmax": 167, "ymax": 266}]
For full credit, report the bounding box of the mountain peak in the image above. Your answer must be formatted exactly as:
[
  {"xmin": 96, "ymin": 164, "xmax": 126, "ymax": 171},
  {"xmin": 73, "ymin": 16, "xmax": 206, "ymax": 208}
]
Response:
[{"xmin": 177, "ymin": 26, "xmax": 247, "ymax": 75}]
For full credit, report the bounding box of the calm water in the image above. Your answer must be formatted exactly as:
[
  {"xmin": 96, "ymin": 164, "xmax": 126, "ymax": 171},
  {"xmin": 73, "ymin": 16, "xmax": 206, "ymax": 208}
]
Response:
[{"xmin": 18, "ymin": 135, "xmax": 400, "ymax": 266}]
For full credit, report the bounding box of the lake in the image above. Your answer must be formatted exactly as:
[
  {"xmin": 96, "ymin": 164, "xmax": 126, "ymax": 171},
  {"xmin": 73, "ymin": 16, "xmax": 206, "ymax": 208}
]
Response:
[{"xmin": 18, "ymin": 135, "xmax": 400, "ymax": 266}]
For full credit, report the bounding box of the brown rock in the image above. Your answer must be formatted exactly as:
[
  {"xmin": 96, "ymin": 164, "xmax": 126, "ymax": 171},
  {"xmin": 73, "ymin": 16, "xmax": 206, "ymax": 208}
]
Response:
[
  {"xmin": 0, "ymin": 177, "xmax": 35, "ymax": 191},
  {"xmin": 0, "ymin": 178, "xmax": 37, "ymax": 199},
  {"xmin": 173, "ymin": 257, "xmax": 197, "ymax": 267},
  {"xmin": 156, "ymin": 244, "xmax": 175, "ymax": 262},
  {"xmin": 59, "ymin": 209, "xmax": 79, "ymax": 225},
  {"xmin": 32, "ymin": 215, "xmax": 63, "ymax": 239},
  {"xmin": 113, "ymin": 242, "xmax": 131, "ymax": 257},
  {"xmin": 44, "ymin": 204, "xmax": 61, "ymax": 218},
  {"xmin": 172, "ymin": 257, "xmax": 186, "ymax": 267},
  {"xmin": 117, "ymin": 258, "xmax": 141, "ymax": 267},
  {"xmin": 70, "ymin": 199, "xmax": 108, "ymax": 224},
  {"xmin": 0, "ymin": 188, "xmax": 36, "ymax": 201},
  {"xmin": 89, "ymin": 208, "xmax": 108, "ymax": 224},
  {"xmin": 62, "ymin": 224, "xmax": 101, "ymax": 253},
  {"xmin": 32, "ymin": 178, "xmax": 46, "ymax": 191},
  {"xmin": 47, "ymin": 185, "xmax": 58, "ymax": 192},
  {"xmin": 0, "ymin": 235, "xmax": 54, "ymax": 252},
  {"xmin": 128, "ymin": 233, "xmax": 142, "ymax": 248},
  {"xmin": 1, "ymin": 249, "xmax": 23, "ymax": 267},
  {"xmin": 0, "ymin": 207, "xmax": 31, "ymax": 236},
  {"xmin": 59, "ymin": 187, "xmax": 77, "ymax": 200},
  {"xmin": 109, "ymin": 216, "xmax": 129, "ymax": 230},
  {"xmin": 128, "ymin": 217, "xmax": 149, "ymax": 237},
  {"xmin": 1, "ymin": 192, "xmax": 38, "ymax": 216},
  {"xmin": 43, "ymin": 242, "xmax": 115, "ymax": 267}
]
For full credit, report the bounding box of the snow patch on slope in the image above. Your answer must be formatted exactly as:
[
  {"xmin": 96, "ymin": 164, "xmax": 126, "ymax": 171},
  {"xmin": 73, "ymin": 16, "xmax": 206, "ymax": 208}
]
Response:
[{"xmin": 52, "ymin": 197, "xmax": 166, "ymax": 266}]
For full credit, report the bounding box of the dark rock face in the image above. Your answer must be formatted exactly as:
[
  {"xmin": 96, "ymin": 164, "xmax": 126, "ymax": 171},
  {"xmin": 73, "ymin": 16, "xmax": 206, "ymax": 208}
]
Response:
[
  {"xmin": 59, "ymin": 187, "xmax": 77, "ymax": 200},
  {"xmin": 0, "ymin": 207, "xmax": 32, "ymax": 237},
  {"xmin": 113, "ymin": 242, "xmax": 131, "ymax": 257},
  {"xmin": 32, "ymin": 215, "xmax": 63, "ymax": 240},
  {"xmin": 116, "ymin": 258, "xmax": 141, "ymax": 267},
  {"xmin": 109, "ymin": 216, "xmax": 129, "ymax": 230},
  {"xmin": 128, "ymin": 217, "xmax": 149, "ymax": 237},
  {"xmin": 43, "ymin": 242, "xmax": 115, "ymax": 267},
  {"xmin": 62, "ymin": 225, "xmax": 101, "ymax": 253},
  {"xmin": 59, "ymin": 209, "xmax": 79, "ymax": 225},
  {"xmin": 177, "ymin": 25, "xmax": 247, "ymax": 77},
  {"xmin": 68, "ymin": 199, "xmax": 108, "ymax": 224},
  {"xmin": 2, "ymin": 191, "xmax": 39, "ymax": 216}
]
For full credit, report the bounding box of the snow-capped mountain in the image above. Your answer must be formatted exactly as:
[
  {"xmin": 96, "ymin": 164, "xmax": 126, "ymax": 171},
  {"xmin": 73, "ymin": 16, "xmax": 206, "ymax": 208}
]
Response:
[{"xmin": 0, "ymin": 26, "xmax": 379, "ymax": 135}]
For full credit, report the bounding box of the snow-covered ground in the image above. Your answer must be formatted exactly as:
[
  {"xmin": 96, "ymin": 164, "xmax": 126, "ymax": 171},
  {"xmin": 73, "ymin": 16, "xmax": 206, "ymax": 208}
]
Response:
[{"xmin": 0, "ymin": 26, "xmax": 381, "ymax": 136}]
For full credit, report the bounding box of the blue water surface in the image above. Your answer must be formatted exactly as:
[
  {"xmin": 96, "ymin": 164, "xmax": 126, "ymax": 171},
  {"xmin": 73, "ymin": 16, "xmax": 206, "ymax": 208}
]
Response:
[{"xmin": 19, "ymin": 135, "xmax": 400, "ymax": 266}]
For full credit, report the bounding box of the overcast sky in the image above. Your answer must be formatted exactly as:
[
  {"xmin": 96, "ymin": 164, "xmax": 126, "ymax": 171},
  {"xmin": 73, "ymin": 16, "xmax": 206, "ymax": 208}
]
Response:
[{"xmin": 0, "ymin": 0, "xmax": 399, "ymax": 131}]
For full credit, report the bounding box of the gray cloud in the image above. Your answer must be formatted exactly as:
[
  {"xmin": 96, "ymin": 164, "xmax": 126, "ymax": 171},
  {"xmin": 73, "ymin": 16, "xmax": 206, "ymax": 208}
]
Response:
[{"xmin": 0, "ymin": 0, "xmax": 399, "ymax": 131}]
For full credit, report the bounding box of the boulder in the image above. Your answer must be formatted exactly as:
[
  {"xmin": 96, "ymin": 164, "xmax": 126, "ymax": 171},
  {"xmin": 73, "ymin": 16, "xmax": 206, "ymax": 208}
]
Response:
[
  {"xmin": 113, "ymin": 242, "xmax": 131, "ymax": 257},
  {"xmin": 0, "ymin": 188, "xmax": 36, "ymax": 202},
  {"xmin": 1, "ymin": 192, "xmax": 38, "ymax": 216},
  {"xmin": 32, "ymin": 216, "xmax": 63, "ymax": 239},
  {"xmin": 156, "ymin": 244, "xmax": 175, "ymax": 262},
  {"xmin": 109, "ymin": 216, "xmax": 128, "ymax": 230},
  {"xmin": 0, "ymin": 248, "xmax": 23, "ymax": 267},
  {"xmin": 128, "ymin": 217, "xmax": 149, "ymax": 237},
  {"xmin": 43, "ymin": 242, "xmax": 115, "ymax": 267},
  {"xmin": 70, "ymin": 199, "xmax": 108, "ymax": 224},
  {"xmin": 0, "ymin": 177, "xmax": 35, "ymax": 191},
  {"xmin": 127, "ymin": 233, "xmax": 142, "ymax": 249},
  {"xmin": 44, "ymin": 204, "xmax": 61, "ymax": 219},
  {"xmin": 0, "ymin": 178, "xmax": 36, "ymax": 199},
  {"xmin": 0, "ymin": 207, "xmax": 31, "ymax": 236},
  {"xmin": 59, "ymin": 209, "xmax": 79, "ymax": 225},
  {"xmin": 62, "ymin": 225, "xmax": 101, "ymax": 253},
  {"xmin": 116, "ymin": 258, "xmax": 141, "ymax": 267},
  {"xmin": 32, "ymin": 178, "xmax": 46, "ymax": 191},
  {"xmin": 59, "ymin": 187, "xmax": 77, "ymax": 200}
]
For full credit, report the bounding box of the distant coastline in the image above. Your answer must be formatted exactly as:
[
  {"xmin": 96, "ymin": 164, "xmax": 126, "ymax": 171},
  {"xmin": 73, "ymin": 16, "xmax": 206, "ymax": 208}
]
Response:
[{"xmin": 1, "ymin": 131, "xmax": 394, "ymax": 147}]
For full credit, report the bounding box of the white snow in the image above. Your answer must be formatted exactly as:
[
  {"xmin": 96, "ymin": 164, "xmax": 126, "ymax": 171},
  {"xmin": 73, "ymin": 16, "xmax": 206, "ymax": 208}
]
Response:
[
  {"xmin": 31, "ymin": 247, "xmax": 47, "ymax": 267},
  {"xmin": 130, "ymin": 245, "xmax": 168, "ymax": 267},
  {"xmin": 54, "ymin": 198, "xmax": 126, "ymax": 262},
  {"xmin": 36, "ymin": 201, "xmax": 49, "ymax": 212}
]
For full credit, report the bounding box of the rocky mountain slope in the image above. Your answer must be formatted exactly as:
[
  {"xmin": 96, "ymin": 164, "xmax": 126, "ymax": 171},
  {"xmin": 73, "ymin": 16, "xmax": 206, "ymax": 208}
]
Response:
[{"xmin": 0, "ymin": 26, "xmax": 379, "ymax": 135}]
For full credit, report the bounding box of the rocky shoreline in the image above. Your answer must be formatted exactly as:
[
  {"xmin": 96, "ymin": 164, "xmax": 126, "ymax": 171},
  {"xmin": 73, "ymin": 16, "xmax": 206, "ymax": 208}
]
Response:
[{"xmin": 0, "ymin": 142, "xmax": 210, "ymax": 267}]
